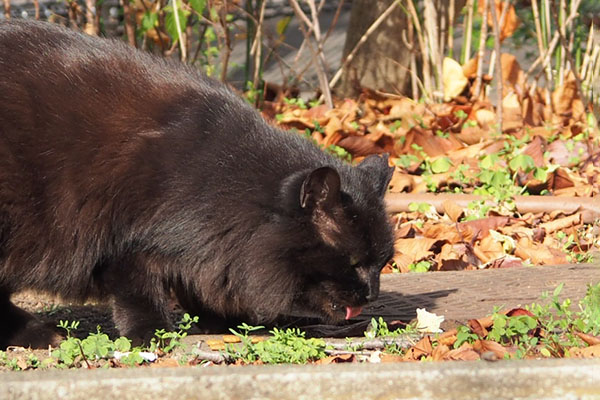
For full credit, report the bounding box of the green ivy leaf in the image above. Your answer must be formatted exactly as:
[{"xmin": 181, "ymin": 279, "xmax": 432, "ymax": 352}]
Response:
[
  {"xmin": 140, "ymin": 11, "xmax": 158, "ymax": 33},
  {"xmin": 164, "ymin": 1, "xmax": 190, "ymax": 42},
  {"xmin": 276, "ymin": 16, "xmax": 292, "ymax": 36},
  {"xmin": 430, "ymin": 157, "xmax": 452, "ymax": 173},
  {"xmin": 189, "ymin": 0, "xmax": 206, "ymax": 15},
  {"xmin": 509, "ymin": 154, "xmax": 535, "ymax": 172}
]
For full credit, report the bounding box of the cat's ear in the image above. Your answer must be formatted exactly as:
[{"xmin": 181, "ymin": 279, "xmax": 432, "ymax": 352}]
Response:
[
  {"xmin": 300, "ymin": 167, "xmax": 341, "ymax": 210},
  {"xmin": 359, "ymin": 154, "xmax": 394, "ymax": 197}
]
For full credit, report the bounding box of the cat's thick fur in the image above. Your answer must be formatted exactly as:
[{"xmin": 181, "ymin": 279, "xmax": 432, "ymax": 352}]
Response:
[{"xmin": 0, "ymin": 20, "xmax": 394, "ymax": 348}]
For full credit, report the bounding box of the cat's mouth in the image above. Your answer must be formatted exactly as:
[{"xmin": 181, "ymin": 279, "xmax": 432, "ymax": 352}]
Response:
[{"xmin": 332, "ymin": 304, "xmax": 363, "ymax": 320}]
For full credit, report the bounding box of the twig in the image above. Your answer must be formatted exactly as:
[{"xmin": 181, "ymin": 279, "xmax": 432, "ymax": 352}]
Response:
[
  {"xmin": 120, "ymin": 0, "xmax": 137, "ymax": 47},
  {"xmin": 489, "ymin": 0, "xmax": 503, "ymax": 132},
  {"xmin": 250, "ymin": 0, "xmax": 267, "ymax": 89},
  {"xmin": 2, "ymin": 0, "xmax": 9, "ymax": 19},
  {"xmin": 218, "ymin": 0, "xmax": 232, "ymax": 81},
  {"xmin": 84, "ymin": 0, "xmax": 98, "ymax": 35},
  {"xmin": 324, "ymin": 349, "xmax": 373, "ymax": 357},
  {"xmin": 193, "ymin": 350, "xmax": 231, "ymax": 364},
  {"xmin": 77, "ymin": 342, "xmax": 92, "ymax": 369},
  {"xmin": 472, "ymin": 0, "xmax": 489, "ymax": 100},
  {"xmin": 33, "ymin": 0, "xmax": 39, "ymax": 19},
  {"xmin": 550, "ymin": 0, "xmax": 588, "ymax": 113},
  {"xmin": 423, "ymin": 0, "xmax": 441, "ymax": 95},
  {"xmin": 325, "ymin": 337, "xmax": 418, "ymax": 351},
  {"xmin": 306, "ymin": 0, "xmax": 333, "ymax": 108},
  {"xmin": 289, "ymin": 0, "xmax": 333, "ymax": 108},
  {"xmin": 487, "ymin": 0, "xmax": 510, "ymax": 78},
  {"xmin": 171, "ymin": 0, "xmax": 187, "ymax": 61},
  {"xmin": 322, "ymin": 0, "xmax": 345, "ymax": 43},
  {"xmin": 405, "ymin": 0, "xmax": 432, "ymax": 100}
]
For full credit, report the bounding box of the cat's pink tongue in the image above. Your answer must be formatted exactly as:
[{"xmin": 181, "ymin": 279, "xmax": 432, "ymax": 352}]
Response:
[{"xmin": 345, "ymin": 306, "xmax": 363, "ymax": 320}]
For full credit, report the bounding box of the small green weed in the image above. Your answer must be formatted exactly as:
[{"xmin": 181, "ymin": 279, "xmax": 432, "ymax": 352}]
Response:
[
  {"xmin": 150, "ymin": 313, "xmax": 199, "ymax": 353},
  {"xmin": 364, "ymin": 317, "xmax": 417, "ymax": 354},
  {"xmin": 453, "ymin": 282, "xmax": 600, "ymax": 358},
  {"xmin": 225, "ymin": 324, "xmax": 327, "ymax": 364},
  {"xmin": 408, "ymin": 260, "xmax": 433, "ymax": 273}
]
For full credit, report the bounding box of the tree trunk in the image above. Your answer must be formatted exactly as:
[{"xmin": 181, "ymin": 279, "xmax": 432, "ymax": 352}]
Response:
[
  {"xmin": 336, "ymin": 0, "xmax": 410, "ymax": 98},
  {"xmin": 337, "ymin": 0, "xmax": 467, "ymax": 99}
]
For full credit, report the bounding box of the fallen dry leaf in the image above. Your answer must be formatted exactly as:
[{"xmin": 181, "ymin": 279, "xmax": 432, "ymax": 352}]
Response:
[
  {"xmin": 473, "ymin": 339, "xmax": 509, "ymax": 359},
  {"xmin": 443, "ymin": 342, "xmax": 481, "ymax": 361},
  {"xmin": 539, "ymin": 213, "xmax": 582, "ymax": 234},
  {"xmin": 395, "ymin": 238, "xmax": 444, "ymax": 264},
  {"xmin": 315, "ymin": 353, "xmax": 356, "ymax": 364},
  {"xmin": 403, "ymin": 336, "xmax": 433, "ymax": 361},
  {"xmin": 468, "ymin": 319, "xmax": 489, "ymax": 338},
  {"xmin": 443, "ymin": 57, "xmax": 469, "ymax": 101},
  {"xmin": 575, "ymin": 332, "xmax": 600, "ymax": 346}
]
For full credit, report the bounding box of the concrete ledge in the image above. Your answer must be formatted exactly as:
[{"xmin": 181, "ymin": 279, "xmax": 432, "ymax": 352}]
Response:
[{"xmin": 2, "ymin": 359, "xmax": 600, "ymax": 400}]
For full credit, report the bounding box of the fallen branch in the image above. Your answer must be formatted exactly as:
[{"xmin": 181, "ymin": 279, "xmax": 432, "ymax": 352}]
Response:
[
  {"xmin": 325, "ymin": 337, "xmax": 419, "ymax": 351},
  {"xmin": 385, "ymin": 193, "xmax": 600, "ymax": 224}
]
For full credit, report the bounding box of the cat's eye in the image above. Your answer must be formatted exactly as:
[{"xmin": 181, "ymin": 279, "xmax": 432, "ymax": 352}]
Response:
[{"xmin": 349, "ymin": 255, "xmax": 361, "ymax": 267}]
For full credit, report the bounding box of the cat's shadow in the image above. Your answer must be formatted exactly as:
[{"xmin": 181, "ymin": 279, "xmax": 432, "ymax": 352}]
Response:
[
  {"xmin": 33, "ymin": 288, "xmax": 458, "ymax": 339},
  {"xmin": 296, "ymin": 288, "xmax": 458, "ymax": 337}
]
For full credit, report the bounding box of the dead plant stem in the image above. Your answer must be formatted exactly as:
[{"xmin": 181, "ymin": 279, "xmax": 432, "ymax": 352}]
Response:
[
  {"xmin": 550, "ymin": 0, "xmax": 589, "ymax": 113},
  {"xmin": 2, "ymin": 0, "xmax": 9, "ymax": 19},
  {"xmin": 462, "ymin": 0, "xmax": 474, "ymax": 64},
  {"xmin": 489, "ymin": 0, "xmax": 503, "ymax": 132},
  {"xmin": 472, "ymin": 0, "xmax": 489, "ymax": 100}
]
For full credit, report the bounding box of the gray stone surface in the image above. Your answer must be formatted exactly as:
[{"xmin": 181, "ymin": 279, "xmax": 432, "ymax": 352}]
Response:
[
  {"xmin": 363, "ymin": 264, "xmax": 600, "ymax": 324},
  {"xmin": 1, "ymin": 359, "xmax": 600, "ymax": 400}
]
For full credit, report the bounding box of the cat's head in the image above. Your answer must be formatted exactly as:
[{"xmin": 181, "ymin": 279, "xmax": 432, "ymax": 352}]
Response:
[{"xmin": 273, "ymin": 154, "xmax": 395, "ymax": 323}]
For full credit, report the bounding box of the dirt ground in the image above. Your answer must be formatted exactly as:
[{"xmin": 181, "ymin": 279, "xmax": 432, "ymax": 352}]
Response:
[{"xmin": 12, "ymin": 291, "xmax": 119, "ymax": 340}]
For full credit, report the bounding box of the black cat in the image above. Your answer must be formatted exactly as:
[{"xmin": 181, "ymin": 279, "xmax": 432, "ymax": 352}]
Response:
[{"xmin": 0, "ymin": 20, "xmax": 394, "ymax": 348}]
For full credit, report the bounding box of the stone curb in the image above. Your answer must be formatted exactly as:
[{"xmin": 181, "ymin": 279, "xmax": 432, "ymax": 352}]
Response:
[{"xmin": 1, "ymin": 359, "xmax": 600, "ymax": 400}]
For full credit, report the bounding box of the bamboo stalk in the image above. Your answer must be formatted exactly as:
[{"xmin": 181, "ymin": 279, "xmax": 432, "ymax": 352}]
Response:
[
  {"xmin": 424, "ymin": 0, "xmax": 441, "ymax": 96},
  {"xmin": 447, "ymin": 0, "xmax": 455, "ymax": 59},
  {"xmin": 404, "ymin": 0, "xmax": 432, "ymax": 100},
  {"xmin": 558, "ymin": 0, "xmax": 567, "ymax": 85},
  {"xmin": 461, "ymin": 0, "xmax": 474, "ymax": 64},
  {"xmin": 550, "ymin": 0, "xmax": 588, "ymax": 112},
  {"xmin": 531, "ymin": 0, "xmax": 553, "ymax": 101}
]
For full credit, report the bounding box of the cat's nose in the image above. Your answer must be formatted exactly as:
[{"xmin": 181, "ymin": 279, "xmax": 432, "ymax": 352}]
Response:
[{"xmin": 365, "ymin": 284, "xmax": 379, "ymax": 302}]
